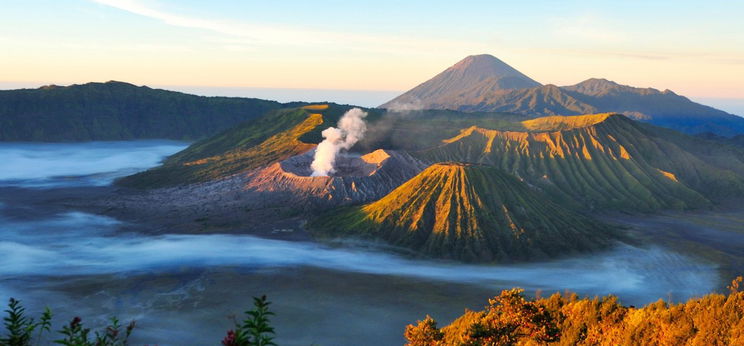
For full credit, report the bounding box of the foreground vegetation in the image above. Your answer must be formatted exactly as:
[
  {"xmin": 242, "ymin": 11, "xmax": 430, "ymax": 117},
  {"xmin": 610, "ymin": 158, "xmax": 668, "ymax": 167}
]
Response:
[
  {"xmin": 5, "ymin": 279, "xmax": 743, "ymax": 345},
  {"xmin": 406, "ymin": 277, "xmax": 744, "ymax": 345},
  {"xmin": 1, "ymin": 296, "xmax": 275, "ymax": 346}
]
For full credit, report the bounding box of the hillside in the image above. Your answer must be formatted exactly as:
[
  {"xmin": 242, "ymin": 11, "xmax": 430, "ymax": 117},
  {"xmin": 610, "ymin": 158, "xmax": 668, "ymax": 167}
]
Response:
[
  {"xmin": 0, "ymin": 81, "xmax": 284, "ymax": 141},
  {"xmin": 382, "ymin": 55, "xmax": 744, "ymax": 136},
  {"xmin": 420, "ymin": 113, "xmax": 744, "ymax": 212},
  {"xmin": 117, "ymin": 106, "xmax": 327, "ymax": 188},
  {"xmin": 118, "ymin": 104, "xmax": 531, "ymax": 188},
  {"xmin": 310, "ymin": 163, "xmax": 616, "ymax": 262}
]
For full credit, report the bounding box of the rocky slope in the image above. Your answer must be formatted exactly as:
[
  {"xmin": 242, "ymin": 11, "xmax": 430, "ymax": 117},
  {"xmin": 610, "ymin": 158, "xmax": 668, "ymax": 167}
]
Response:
[
  {"xmin": 243, "ymin": 148, "xmax": 428, "ymax": 207},
  {"xmin": 103, "ymin": 148, "xmax": 427, "ymax": 232}
]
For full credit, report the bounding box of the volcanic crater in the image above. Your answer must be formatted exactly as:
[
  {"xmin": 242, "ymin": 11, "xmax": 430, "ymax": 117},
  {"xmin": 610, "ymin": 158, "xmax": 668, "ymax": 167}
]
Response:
[
  {"xmin": 244, "ymin": 149, "xmax": 429, "ymax": 206},
  {"xmin": 280, "ymin": 149, "xmax": 389, "ymax": 177}
]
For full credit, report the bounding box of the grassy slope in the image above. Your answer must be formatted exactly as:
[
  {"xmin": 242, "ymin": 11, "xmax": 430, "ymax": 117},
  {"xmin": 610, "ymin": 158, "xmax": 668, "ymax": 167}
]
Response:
[
  {"xmin": 0, "ymin": 81, "xmax": 288, "ymax": 141},
  {"xmin": 118, "ymin": 105, "xmax": 528, "ymax": 188},
  {"xmin": 117, "ymin": 107, "xmax": 324, "ymax": 188},
  {"xmin": 420, "ymin": 113, "xmax": 744, "ymax": 212},
  {"xmin": 310, "ymin": 163, "xmax": 616, "ymax": 262}
]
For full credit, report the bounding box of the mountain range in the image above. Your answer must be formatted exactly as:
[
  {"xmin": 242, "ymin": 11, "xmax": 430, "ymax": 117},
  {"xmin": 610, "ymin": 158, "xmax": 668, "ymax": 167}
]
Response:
[
  {"xmin": 5, "ymin": 56, "xmax": 743, "ymax": 263},
  {"xmin": 382, "ymin": 54, "xmax": 744, "ymax": 136},
  {"xmin": 107, "ymin": 101, "xmax": 744, "ymax": 262}
]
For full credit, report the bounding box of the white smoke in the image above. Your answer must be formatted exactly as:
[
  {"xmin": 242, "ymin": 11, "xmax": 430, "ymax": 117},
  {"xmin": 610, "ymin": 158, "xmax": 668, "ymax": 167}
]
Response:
[
  {"xmin": 311, "ymin": 108, "xmax": 368, "ymax": 176},
  {"xmin": 385, "ymin": 98, "xmax": 424, "ymax": 113}
]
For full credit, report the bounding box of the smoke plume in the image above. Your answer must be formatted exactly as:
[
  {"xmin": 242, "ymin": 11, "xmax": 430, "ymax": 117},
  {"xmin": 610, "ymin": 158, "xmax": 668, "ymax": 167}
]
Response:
[
  {"xmin": 384, "ymin": 98, "xmax": 424, "ymax": 113},
  {"xmin": 311, "ymin": 108, "xmax": 368, "ymax": 176}
]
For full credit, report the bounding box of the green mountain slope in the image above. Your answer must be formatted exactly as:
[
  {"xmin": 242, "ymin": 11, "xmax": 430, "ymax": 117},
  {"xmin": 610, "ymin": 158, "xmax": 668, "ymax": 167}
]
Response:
[
  {"xmin": 117, "ymin": 106, "xmax": 325, "ymax": 188},
  {"xmin": 117, "ymin": 103, "xmax": 392, "ymax": 188},
  {"xmin": 311, "ymin": 163, "xmax": 617, "ymax": 262},
  {"xmin": 420, "ymin": 113, "xmax": 744, "ymax": 212},
  {"xmin": 0, "ymin": 81, "xmax": 284, "ymax": 141}
]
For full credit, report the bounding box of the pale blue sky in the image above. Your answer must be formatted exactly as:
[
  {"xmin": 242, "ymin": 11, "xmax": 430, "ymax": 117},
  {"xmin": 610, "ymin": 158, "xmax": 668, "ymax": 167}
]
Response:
[{"xmin": 1, "ymin": 0, "xmax": 743, "ymax": 110}]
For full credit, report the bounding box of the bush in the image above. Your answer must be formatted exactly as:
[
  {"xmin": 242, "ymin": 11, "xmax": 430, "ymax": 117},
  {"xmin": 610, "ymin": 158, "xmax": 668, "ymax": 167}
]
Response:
[
  {"xmin": 405, "ymin": 277, "xmax": 744, "ymax": 346},
  {"xmin": 222, "ymin": 295, "xmax": 276, "ymax": 346},
  {"xmin": 1, "ymin": 298, "xmax": 135, "ymax": 346}
]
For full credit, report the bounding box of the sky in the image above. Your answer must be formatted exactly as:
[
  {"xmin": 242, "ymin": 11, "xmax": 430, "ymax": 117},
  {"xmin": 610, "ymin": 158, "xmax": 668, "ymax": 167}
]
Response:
[{"xmin": 1, "ymin": 0, "xmax": 743, "ymax": 111}]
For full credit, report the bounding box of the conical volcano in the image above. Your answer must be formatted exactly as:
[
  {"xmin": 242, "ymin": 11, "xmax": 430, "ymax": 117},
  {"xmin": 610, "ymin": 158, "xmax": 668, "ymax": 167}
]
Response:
[
  {"xmin": 311, "ymin": 163, "xmax": 616, "ymax": 262},
  {"xmin": 381, "ymin": 54, "xmax": 541, "ymax": 110}
]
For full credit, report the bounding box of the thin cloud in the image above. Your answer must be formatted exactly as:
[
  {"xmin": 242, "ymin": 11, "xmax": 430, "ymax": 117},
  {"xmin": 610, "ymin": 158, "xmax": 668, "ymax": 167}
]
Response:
[
  {"xmin": 89, "ymin": 0, "xmax": 489, "ymax": 54},
  {"xmin": 520, "ymin": 46, "xmax": 744, "ymax": 66},
  {"xmin": 550, "ymin": 13, "xmax": 629, "ymax": 43}
]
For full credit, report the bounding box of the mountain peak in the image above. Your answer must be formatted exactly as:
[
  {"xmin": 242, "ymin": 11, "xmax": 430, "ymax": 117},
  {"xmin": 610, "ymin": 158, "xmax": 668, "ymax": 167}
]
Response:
[
  {"xmin": 380, "ymin": 54, "xmax": 541, "ymax": 109},
  {"xmin": 451, "ymin": 54, "xmax": 514, "ymax": 73},
  {"xmin": 444, "ymin": 54, "xmax": 540, "ymax": 87},
  {"xmin": 562, "ymin": 78, "xmax": 667, "ymax": 97},
  {"xmin": 564, "ymin": 78, "xmax": 623, "ymax": 95}
]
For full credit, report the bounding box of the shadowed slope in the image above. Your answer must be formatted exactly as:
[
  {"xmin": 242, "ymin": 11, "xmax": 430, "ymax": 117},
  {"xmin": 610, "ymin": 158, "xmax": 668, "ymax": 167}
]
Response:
[
  {"xmin": 562, "ymin": 78, "xmax": 744, "ymax": 136},
  {"xmin": 445, "ymin": 84, "xmax": 598, "ymax": 116},
  {"xmin": 421, "ymin": 113, "xmax": 744, "ymax": 211},
  {"xmin": 311, "ymin": 163, "xmax": 616, "ymax": 262},
  {"xmin": 0, "ymin": 81, "xmax": 284, "ymax": 141}
]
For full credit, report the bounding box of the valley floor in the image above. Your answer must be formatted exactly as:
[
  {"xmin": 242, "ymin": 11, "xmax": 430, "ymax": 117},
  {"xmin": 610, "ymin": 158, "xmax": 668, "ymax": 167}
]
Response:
[
  {"xmin": 2, "ymin": 185, "xmax": 738, "ymax": 345},
  {"xmin": 602, "ymin": 202, "xmax": 744, "ymax": 290}
]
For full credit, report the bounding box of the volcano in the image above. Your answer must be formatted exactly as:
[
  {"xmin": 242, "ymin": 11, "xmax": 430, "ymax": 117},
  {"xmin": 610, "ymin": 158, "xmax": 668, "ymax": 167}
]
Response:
[
  {"xmin": 243, "ymin": 149, "xmax": 428, "ymax": 207},
  {"xmin": 381, "ymin": 54, "xmax": 540, "ymax": 110},
  {"xmin": 310, "ymin": 163, "xmax": 617, "ymax": 262}
]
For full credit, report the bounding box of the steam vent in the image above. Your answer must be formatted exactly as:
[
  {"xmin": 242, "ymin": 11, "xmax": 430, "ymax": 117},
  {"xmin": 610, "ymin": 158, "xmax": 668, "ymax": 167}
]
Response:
[
  {"xmin": 243, "ymin": 149, "xmax": 428, "ymax": 207},
  {"xmin": 282, "ymin": 149, "xmax": 390, "ymax": 177}
]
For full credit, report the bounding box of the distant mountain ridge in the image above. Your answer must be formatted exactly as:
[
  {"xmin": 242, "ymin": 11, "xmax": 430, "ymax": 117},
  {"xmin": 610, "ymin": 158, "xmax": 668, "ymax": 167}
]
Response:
[
  {"xmin": 382, "ymin": 55, "xmax": 744, "ymax": 136},
  {"xmin": 0, "ymin": 81, "xmax": 287, "ymax": 141}
]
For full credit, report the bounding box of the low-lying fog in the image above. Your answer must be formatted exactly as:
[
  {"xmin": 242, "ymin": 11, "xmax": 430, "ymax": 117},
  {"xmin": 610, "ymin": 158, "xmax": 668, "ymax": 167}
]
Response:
[
  {"xmin": 0, "ymin": 141, "xmax": 726, "ymax": 345},
  {"xmin": 1, "ymin": 210, "xmax": 717, "ymax": 300},
  {"xmin": 0, "ymin": 141, "xmax": 187, "ymax": 187}
]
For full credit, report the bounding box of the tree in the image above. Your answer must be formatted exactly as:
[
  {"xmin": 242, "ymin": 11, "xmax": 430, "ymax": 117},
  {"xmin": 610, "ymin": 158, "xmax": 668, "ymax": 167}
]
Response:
[{"xmin": 405, "ymin": 315, "xmax": 444, "ymax": 346}]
